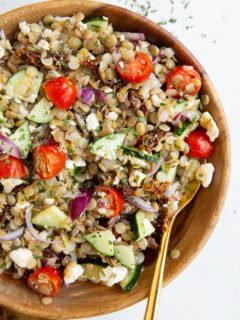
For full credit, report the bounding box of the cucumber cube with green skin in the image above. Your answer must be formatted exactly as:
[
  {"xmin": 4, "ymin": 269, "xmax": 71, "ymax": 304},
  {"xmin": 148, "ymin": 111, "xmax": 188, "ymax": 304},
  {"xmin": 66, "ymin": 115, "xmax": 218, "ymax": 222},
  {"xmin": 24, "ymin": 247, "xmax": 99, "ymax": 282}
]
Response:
[
  {"xmin": 90, "ymin": 133, "xmax": 125, "ymax": 160},
  {"xmin": 114, "ymin": 245, "xmax": 136, "ymax": 270},
  {"xmin": 120, "ymin": 263, "xmax": 144, "ymax": 292},
  {"xmin": 27, "ymin": 98, "xmax": 52, "ymax": 124},
  {"xmin": 132, "ymin": 210, "xmax": 155, "ymax": 241},
  {"xmin": 32, "ymin": 205, "xmax": 70, "ymax": 229},
  {"xmin": 4, "ymin": 69, "xmax": 44, "ymax": 103},
  {"xmin": 81, "ymin": 263, "xmax": 105, "ymax": 283},
  {"xmin": 121, "ymin": 146, "xmax": 159, "ymax": 163},
  {"xmin": 84, "ymin": 230, "xmax": 115, "ymax": 256},
  {"xmin": 9, "ymin": 121, "xmax": 31, "ymax": 159},
  {"xmin": 84, "ymin": 17, "xmax": 109, "ymax": 31}
]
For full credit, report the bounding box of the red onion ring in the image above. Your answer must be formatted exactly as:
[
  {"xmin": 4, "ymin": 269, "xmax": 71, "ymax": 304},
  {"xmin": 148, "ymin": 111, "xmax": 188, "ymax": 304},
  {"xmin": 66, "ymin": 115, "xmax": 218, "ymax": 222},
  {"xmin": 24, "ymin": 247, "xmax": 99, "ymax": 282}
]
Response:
[
  {"xmin": 0, "ymin": 134, "xmax": 22, "ymax": 159},
  {"xmin": 0, "ymin": 227, "xmax": 24, "ymax": 241},
  {"xmin": 108, "ymin": 215, "xmax": 120, "ymax": 229},
  {"xmin": 25, "ymin": 207, "xmax": 60, "ymax": 244},
  {"xmin": 122, "ymin": 32, "xmax": 145, "ymax": 41},
  {"xmin": 146, "ymin": 156, "xmax": 165, "ymax": 177},
  {"xmin": 126, "ymin": 196, "xmax": 156, "ymax": 213}
]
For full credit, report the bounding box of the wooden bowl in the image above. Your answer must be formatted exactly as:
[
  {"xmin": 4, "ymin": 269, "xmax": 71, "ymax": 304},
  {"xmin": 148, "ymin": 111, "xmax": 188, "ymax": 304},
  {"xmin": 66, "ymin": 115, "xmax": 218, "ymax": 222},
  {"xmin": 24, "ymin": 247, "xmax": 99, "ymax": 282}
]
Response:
[{"xmin": 0, "ymin": 1, "xmax": 230, "ymax": 319}]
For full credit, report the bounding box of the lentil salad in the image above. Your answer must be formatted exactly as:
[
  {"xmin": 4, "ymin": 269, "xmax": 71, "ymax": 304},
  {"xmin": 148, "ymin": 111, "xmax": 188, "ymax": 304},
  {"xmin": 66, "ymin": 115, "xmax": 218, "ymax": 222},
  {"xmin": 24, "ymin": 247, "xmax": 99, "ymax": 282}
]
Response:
[{"xmin": 0, "ymin": 12, "xmax": 219, "ymax": 302}]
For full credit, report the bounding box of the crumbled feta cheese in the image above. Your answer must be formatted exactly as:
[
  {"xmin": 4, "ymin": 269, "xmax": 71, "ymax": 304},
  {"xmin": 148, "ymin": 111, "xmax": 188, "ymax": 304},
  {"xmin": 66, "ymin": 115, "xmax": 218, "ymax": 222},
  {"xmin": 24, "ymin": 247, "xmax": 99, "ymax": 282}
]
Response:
[
  {"xmin": 66, "ymin": 160, "xmax": 75, "ymax": 169},
  {"xmin": 129, "ymin": 170, "xmax": 146, "ymax": 187},
  {"xmin": 44, "ymin": 198, "xmax": 55, "ymax": 206},
  {"xmin": 0, "ymin": 47, "xmax": 5, "ymax": 59},
  {"xmin": 0, "ymin": 178, "xmax": 24, "ymax": 193},
  {"xmin": 113, "ymin": 176, "xmax": 120, "ymax": 185},
  {"xmin": 37, "ymin": 39, "xmax": 50, "ymax": 51},
  {"xmin": 195, "ymin": 163, "xmax": 215, "ymax": 188},
  {"xmin": 100, "ymin": 266, "xmax": 128, "ymax": 287},
  {"xmin": 19, "ymin": 21, "xmax": 30, "ymax": 35},
  {"xmin": 73, "ymin": 157, "xmax": 86, "ymax": 167},
  {"xmin": 200, "ymin": 112, "xmax": 219, "ymax": 142},
  {"xmin": 162, "ymin": 47, "xmax": 175, "ymax": 58},
  {"xmin": 156, "ymin": 171, "xmax": 168, "ymax": 183},
  {"xmin": 10, "ymin": 248, "xmax": 36, "ymax": 269},
  {"xmin": 151, "ymin": 94, "xmax": 161, "ymax": 107},
  {"xmin": 42, "ymin": 28, "xmax": 53, "ymax": 39},
  {"xmin": 106, "ymin": 111, "xmax": 118, "ymax": 121},
  {"xmin": 64, "ymin": 261, "xmax": 84, "ymax": 284},
  {"xmin": 19, "ymin": 104, "xmax": 28, "ymax": 118},
  {"xmin": 129, "ymin": 157, "xmax": 148, "ymax": 168},
  {"xmin": 86, "ymin": 113, "xmax": 99, "ymax": 131}
]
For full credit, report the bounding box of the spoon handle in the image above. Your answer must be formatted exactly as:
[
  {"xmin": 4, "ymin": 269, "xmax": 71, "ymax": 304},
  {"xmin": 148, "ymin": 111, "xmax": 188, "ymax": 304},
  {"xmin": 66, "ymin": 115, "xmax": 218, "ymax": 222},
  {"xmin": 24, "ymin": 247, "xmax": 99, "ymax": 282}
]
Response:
[{"xmin": 144, "ymin": 218, "xmax": 173, "ymax": 320}]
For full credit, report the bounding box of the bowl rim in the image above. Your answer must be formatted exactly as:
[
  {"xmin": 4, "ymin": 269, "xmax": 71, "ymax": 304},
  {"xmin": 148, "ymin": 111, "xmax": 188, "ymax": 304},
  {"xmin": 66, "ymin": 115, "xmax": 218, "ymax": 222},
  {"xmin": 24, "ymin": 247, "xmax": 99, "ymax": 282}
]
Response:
[{"xmin": 0, "ymin": 0, "xmax": 231, "ymax": 318}]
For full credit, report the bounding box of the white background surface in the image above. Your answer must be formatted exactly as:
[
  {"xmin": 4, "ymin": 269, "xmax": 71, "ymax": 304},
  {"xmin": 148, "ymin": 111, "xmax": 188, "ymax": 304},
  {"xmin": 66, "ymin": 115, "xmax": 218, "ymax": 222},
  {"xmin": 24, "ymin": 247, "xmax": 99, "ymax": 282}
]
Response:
[{"xmin": 0, "ymin": 0, "xmax": 239, "ymax": 319}]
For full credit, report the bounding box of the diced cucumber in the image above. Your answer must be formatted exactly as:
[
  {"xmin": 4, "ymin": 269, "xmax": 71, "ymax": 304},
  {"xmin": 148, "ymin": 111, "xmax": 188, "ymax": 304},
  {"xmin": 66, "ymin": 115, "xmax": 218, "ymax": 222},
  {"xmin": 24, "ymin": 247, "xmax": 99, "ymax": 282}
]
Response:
[
  {"xmin": 0, "ymin": 109, "xmax": 4, "ymax": 123},
  {"xmin": 84, "ymin": 230, "xmax": 115, "ymax": 256},
  {"xmin": 27, "ymin": 98, "xmax": 52, "ymax": 123},
  {"xmin": 174, "ymin": 99, "xmax": 187, "ymax": 113},
  {"xmin": 193, "ymin": 99, "xmax": 201, "ymax": 111},
  {"xmin": 9, "ymin": 122, "xmax": 31, "ymax": 158},
  {"xmin": 4, "ymin": 69, "xmax": 43, "ymax": 103},
  {"xmin": 32, "ymin": 205, "xmax": 70, "ymax": 229},
  {"xmin": 120, "ymin": 263, "xmax": 143, "ymax": 292},
  {"xmin": 121, "ymin": 146, "xmax": 159, "ymax": 163},
  {"xmin": 162, "ymin": 163, "xmax": 178, "ymax": 183},
  {"xmin": 90, "ymin": 133, "xmax": 125, "ymax": 160},
  {"xmin": 81, "ymin": 263, "xmax": 105, "ymax": 283},
  {"xmin": 79, "ymin": 258, "xmax": 107, "ymax": 267},
  {"xmin": 114, "ymin": 245, "xmax": 136, "ymax": 270},
  {"xmin": 131, "ymin": 210, "xmax": 155, "ymax": 241},
  {"xmin": 85, "ymin": 17, "xmax": 109, "ymax": 31},
  {"xmin": 144, "ymin": 211, "xmax": 156, "ymax": 222},
  {"xmin": 181, "ymin": 159, "xmax": 200, "ymax": 185},
  {"xmin": 175, "ymin": 121, "xmax": 191, "ymax": 137}
]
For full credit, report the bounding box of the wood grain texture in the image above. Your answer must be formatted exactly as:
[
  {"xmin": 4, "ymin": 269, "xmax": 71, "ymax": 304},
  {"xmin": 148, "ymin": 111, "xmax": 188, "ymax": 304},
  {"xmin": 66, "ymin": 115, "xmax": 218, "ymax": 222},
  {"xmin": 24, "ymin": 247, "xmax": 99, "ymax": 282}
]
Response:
[{"xmin": 0, "ymin": 1, "xmax": 230, "ymax": 319}]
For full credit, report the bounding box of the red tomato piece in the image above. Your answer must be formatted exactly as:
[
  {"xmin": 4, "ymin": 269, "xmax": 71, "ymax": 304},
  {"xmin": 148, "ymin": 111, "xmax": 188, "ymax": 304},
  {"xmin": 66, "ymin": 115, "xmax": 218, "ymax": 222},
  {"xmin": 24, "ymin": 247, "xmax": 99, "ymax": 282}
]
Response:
[
  {"xmin": 33, "ymin": 145, "xmax": 67, "ymax": 179},
  {"xmin": 97, "ymin": 186, "xmax": 124, "ymax": 218},
  {"xmin": 28, "ymin": 267, "xmax": 62, "ymax": 296},
  {"xmin": 185, "ymin": 129, "xmax": 214, "ymax": 159},
  {"xmin": 117, "ymin": 52, "xmax": 152, "ymax": 83},
  {"xmin": 44, "ymin": 77, "xmax": 77, "ymax": 110},
  {"xmin": 166, "ymin": 66, "xmax": 202, "ymax": 98},
  {"xmin": 0, "ymin": 156, "xmax": 28, "ymax": 178}
]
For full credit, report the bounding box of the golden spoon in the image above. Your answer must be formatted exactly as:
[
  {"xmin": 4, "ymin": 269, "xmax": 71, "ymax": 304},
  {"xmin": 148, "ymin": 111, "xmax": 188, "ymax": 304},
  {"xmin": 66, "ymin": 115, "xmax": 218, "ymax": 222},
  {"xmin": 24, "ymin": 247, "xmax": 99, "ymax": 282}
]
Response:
[{"xmin": 144, "ymin": 180, "xmax": 201, "ymax": 320}]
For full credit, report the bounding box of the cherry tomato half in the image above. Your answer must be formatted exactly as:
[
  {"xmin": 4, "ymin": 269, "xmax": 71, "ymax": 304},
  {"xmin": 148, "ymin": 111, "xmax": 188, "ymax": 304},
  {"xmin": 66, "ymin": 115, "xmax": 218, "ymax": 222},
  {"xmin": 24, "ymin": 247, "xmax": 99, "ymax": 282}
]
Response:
[
  {"xmin": 185, "ymin": 129, "xmax": 214, "ymax": 159},
  {"xmin": 44, "ymin": 77, "xmax": 77, "ymax": 110},
  {"xmin": 33, "ymin": 145, "xmax": 67, "ymax": 179},
  {"xmin": 166, "ymin": 66, "xmax": 202, "ymax": 98},
  {"xmin": 28, "ymin": 267, "xmax": 62, "ymax": 296},
  {"xmin": 97, "ymin": 186, "xmax": 124, "ymax": 218},
  {"xmin": 0, "ymin": 156, "xmax": 28, "ymax": 178},
  {"xmin": 117, "ymin": 52, "xmax": 152, "ymax": 83}
]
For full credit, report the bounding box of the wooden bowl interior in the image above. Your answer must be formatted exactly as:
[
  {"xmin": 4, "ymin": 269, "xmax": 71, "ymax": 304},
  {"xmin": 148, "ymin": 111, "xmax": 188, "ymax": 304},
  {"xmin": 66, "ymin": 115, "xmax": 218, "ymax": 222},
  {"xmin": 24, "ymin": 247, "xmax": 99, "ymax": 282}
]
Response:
[{"xmin": 0, "ymin": 1, "xmax": 230, "ymax": 319}]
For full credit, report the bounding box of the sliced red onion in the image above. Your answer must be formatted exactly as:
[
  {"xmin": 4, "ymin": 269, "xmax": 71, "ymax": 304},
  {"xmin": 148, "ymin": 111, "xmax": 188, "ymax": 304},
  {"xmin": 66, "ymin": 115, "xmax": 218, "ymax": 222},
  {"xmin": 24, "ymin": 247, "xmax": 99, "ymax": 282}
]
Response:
[
  {"xmin": 78, "ymin": 87, "xmax": 94, "ymax": 105},
  {"xmin": 0, "ymin": 227, "xmax": 24, "ymax": 241},
  {"xmin": 42, "ymin": 257, "xmax": 58, "ymax": 267},
  {"xmin": 0, "ymin": 134, "xmax": 22, "ymax": 159},
  {"xmin": 25, "ymin": 207, "xmax": 59, "ymax": 244},
  {"xmin": 70, "ymin": 188, "xmax": 94, "ymax": 220},
  {"xmin": 172, "ymin": 113, "xmax": 182, "ymax": 126},
  {"xmin": 122, "ymin": 32, "xmax": 145, "ymax": 41},
  {"xmin": 126, "ymin": 196, "xmax": 156, "ymax": 213},
  {"xmin": 74, "ymin": 112, "xmax": 85, "ymax": 131},
  {"xmin": 181, "ymin": 110, "xmax": 199, "ymax": 122},
  {"xmin": 147, "ymin": 156, "xmax": 165, "ymax": 177},
  {"xmin": 94, "ymin": 89, "xmax": 106, "ymax": 104},
  {"xmin": 108, "ymin": 215, "xmax": 120, "ymax": 229},
  {"xmin": 0, "ymin": 29, "xmax": 6, "ymax": 40}
]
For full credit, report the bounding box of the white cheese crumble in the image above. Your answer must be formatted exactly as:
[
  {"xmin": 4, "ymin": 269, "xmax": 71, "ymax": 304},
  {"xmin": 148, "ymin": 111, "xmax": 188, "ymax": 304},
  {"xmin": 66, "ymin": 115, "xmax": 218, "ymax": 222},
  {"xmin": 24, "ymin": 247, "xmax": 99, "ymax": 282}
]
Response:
[
  {"xmin": 19, "ymin": 21, "xmax": 30, "ymax": 35},
  {"xmin": 65, "ymin": 160, "xmax": 75, "ymax": 170},
  {"xmin": 9, "ymin": 248, "xmax": 36, "ymax": 269},
  {"xmin": 0, "ymin": 178, "xmax": 24, "ymax": 193},
  {"xmin": 100, "ymin": 266, "xmax": 128, "ymax": 287},
  {"xmin": 0, "ymin": 47, "xmax": 5, "ymax": 59},
  {"xmin": 42, "ymin": 28, "xmax": 53, "ymax": 39},
  {"xmin": 86, "ymin": 113, "xmax": 99, "ymax": 131},
  {"xmin": 195, "ymin": 163, "xmax": 215, "ymax": 188},
  {"xmin": 200, "ymin": 111, "xmax": 219, "ymax": 142},
  {"xmin": 64, "ymin": 261, "xmax": 84, "ymax": 284},
  {"xmin": 106, "ymin": 111, "xmax": 118, "ymax": 121}
]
